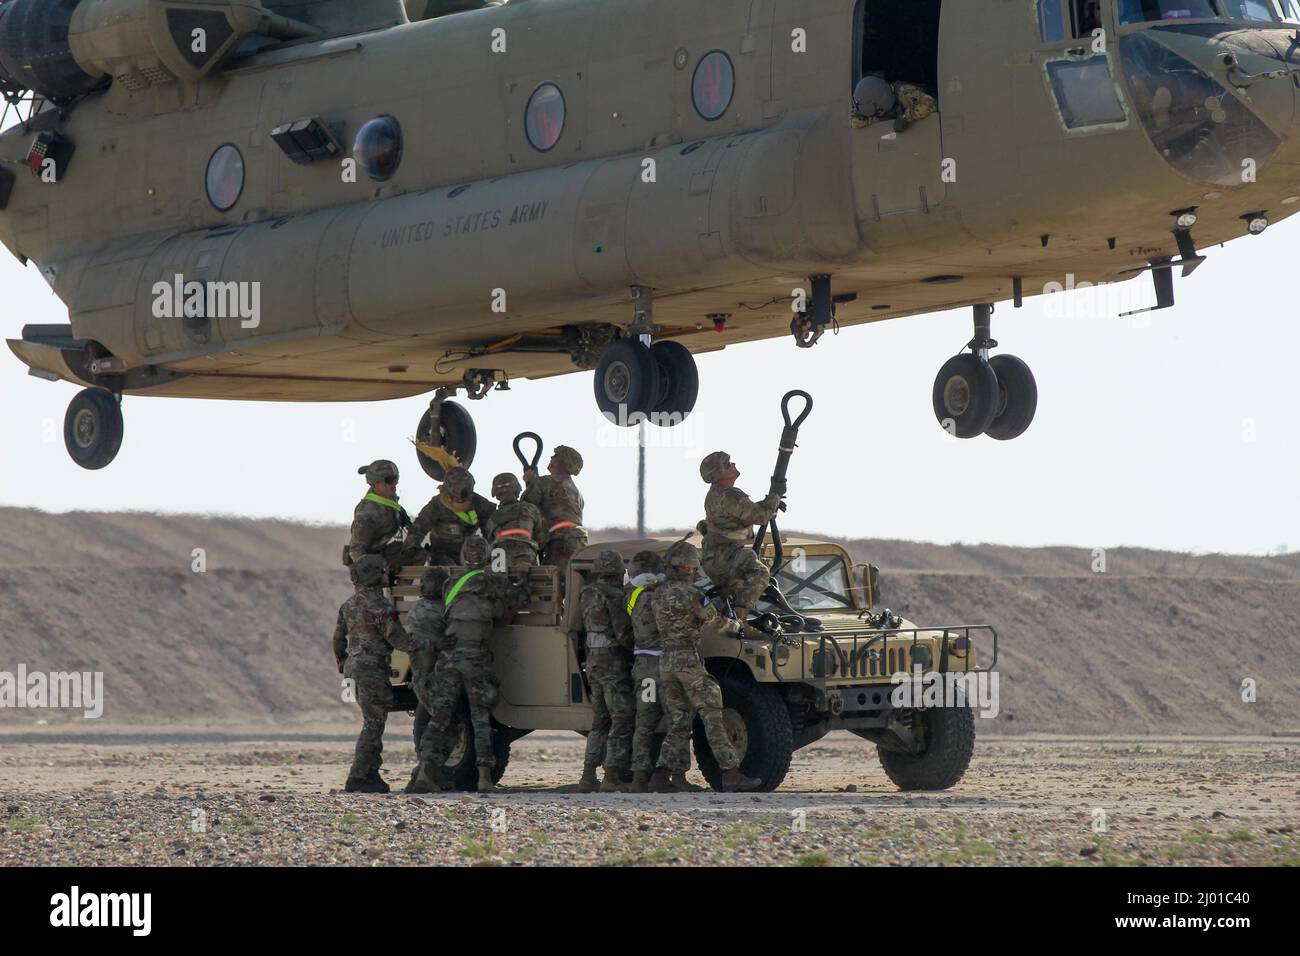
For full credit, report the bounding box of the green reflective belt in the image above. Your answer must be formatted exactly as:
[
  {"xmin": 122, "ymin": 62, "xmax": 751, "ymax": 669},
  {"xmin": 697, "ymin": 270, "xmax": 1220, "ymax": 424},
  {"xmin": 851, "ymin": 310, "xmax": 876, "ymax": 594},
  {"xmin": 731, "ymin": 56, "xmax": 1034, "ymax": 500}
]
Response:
[
  {"xmin": 453, "ymin": 509, "xmax": 478, "ymax": 525},
  {"xmin": 445, "ymin": 570, "xmax": 484, "ymax": 606},
  {"xmin": 626, "ymin": 586, "xmax": 646, "ymax": 615},
  {"xmin": 364, "ymin": 492, "xmax": 402, "ymax": 511}
]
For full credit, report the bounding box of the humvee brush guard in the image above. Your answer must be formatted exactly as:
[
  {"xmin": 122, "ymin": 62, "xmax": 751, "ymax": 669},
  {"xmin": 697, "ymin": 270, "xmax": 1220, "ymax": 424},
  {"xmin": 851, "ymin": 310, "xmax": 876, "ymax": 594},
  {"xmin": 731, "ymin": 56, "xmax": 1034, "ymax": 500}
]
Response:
[{"xmin": 387, "ymin": 537, "xmax": 997, "ymax": 793}]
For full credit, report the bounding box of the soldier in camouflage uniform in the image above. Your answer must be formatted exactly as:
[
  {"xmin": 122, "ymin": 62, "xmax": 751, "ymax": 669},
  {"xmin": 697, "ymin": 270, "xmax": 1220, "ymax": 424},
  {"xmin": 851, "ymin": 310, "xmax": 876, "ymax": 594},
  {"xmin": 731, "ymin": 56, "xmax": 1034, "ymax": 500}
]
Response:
[
  {"xmin": 408, "ymin": 466, "xmax": 496, "ymax": 567},
  {"xmin": 410, "ymin": 536, "xmax": 529, "ymax": 793},
  {"xmin": 572, "ymin": 549, "xmax": 635, "ymax": 793},
  {"xmin": 346, "ymin": 460, "xmax": 419, "ymax": 580},
  {"xmin": 404, "ymin": 567, "xmax": 453, "ymax": 793},
  {"xmin": 699, "ymin": 451, "xmax": 782, "ymax": 638},
  {"xmin": 849, "ymin": 75, "xmax": 937, "ymax": 131},
  {"xmin": 624, "ymin": 549, "xmax": 671, "ymax": 793},
  {"xmin": 653, "ymin": 541, "xmax": 761, "ymax": 793},
  {"xmin": 332, "ymin": 554, "xmax": 432, "ymax": 793},
  {"xmin": 484, "ymin": 473, "xmax": 544, "ymax": 573},
  {"xmin": 522, "ymin": 444, "xmax": 587, "ymax": 581}
]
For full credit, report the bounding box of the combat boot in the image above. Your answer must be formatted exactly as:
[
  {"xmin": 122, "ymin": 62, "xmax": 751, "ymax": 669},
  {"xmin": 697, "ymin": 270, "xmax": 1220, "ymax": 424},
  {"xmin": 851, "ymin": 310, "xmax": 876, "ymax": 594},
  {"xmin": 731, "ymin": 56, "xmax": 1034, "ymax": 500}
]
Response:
[
  {"xmin": 733, "ymin": 606, "xmax": 768, "ymax": 640},
  {"xmin": 599, "ymin": 767, "xmax": 628, "ymax": 793},
  {"xmin": 577, "ymin": 763, "xmax": 600, "ymax": 793},
  {"xmin": 415, "ymin": 760, "xmax": 453, "ymax": 793},
  {"xmin": 665, "ymin": 771, "xmax": 704, "ymax": 793},
  {"xmin": 630, "ymin": 771, "xmax": 652, "ymax": 793},
  {"xmin": 344, "ymin": 776, "xmax": 387, "ymax": 794},
  {"xmin": 648, "ymin": 767, "xmax": 672, "ymax": 792},
  {"xmin": 719, "ymin": 768, "xmax": 762, "ymax": 793},
  {"xmin": 365, "ymin": 769, "xmax": 391, "ymax": 794},
  {"xmin": 477, "ymin": 767, "xmax": 495, "ymax": 792}
]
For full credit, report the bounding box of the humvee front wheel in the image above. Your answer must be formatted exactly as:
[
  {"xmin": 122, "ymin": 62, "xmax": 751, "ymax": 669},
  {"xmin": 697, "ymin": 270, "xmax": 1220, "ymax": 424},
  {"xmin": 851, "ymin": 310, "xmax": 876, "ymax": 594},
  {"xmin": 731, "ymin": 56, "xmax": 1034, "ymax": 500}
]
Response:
[
  {"xmin": 693, "ymin": 673, "xmax": 793, "ymax": 792},
  {"xmin": 873, "ymin": 707, "xmax": 975, "ymax": 791},
  {"xmin": 413, "ymin": 703, "xmax": 511, "ymax": 791}
]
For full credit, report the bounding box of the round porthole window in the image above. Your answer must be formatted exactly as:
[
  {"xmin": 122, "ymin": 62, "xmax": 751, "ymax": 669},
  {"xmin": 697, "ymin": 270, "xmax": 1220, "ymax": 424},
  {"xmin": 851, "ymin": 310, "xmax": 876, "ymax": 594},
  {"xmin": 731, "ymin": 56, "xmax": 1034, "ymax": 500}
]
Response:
[
  {"xmin": 353, "ymin": 115, "xmax": 404, "ymax": 182},
  {"xmin": 205, "ymin": 143, "xmax": 244, "ymax": 211},
  {"xmin": 692, "ymin": 51, "xmax": 735, "ymax": 121},
  {"xmin": 525, "ymin": 83, "xmax": 565, "ymax": 151}
]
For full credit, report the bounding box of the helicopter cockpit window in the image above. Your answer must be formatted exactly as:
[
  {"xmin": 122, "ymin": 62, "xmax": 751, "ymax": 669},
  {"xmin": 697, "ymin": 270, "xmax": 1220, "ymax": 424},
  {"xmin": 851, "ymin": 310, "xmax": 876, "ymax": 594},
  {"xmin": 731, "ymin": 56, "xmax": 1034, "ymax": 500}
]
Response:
[
  {"xmin": 1047, "ymin": 56, "xmax": 1128, "ymax": 127},
  {"xmin": 205, "ymin": 144, "xmax": 244, "ymax": 212},
  {"xmin": 1278, "ymin": 0, "xmax": 1300, "ymax": 20},
  {"xmin": 1072, "ymin": 0, "xmax": 1104, "ymax": 35},
  {"xmin": 1117, "ymin": 0, "xmax": 1257, "ymax": 23},
  {"xmin": 1218, "ymin": 0, "xmax": 1283, "ymax": 19},
  {"xmin": 1039, "ymin": 0, "xmax": 1067, "ymax": 41},
  {"xmin": 353, "ymin": 115, "xmax": 403, "ymax": 181}
]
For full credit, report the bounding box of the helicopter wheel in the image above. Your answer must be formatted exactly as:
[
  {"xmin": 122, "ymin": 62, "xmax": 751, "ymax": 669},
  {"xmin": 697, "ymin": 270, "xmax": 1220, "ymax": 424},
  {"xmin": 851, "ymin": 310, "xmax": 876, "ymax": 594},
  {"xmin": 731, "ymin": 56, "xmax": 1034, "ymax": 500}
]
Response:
[
  {"xmin": 64, "ymin": 388, "xmax": 124, "ymax": 470},
  {"xmin": 985, "ymin": 354, "xmax": 1038, "ymax": 441},
  {"xmin": 594, "ymin": 338, "xmax": 660, "ymax": 426},
  {"xmin": 649, "ymin": 340, "xmax": 698, "ymax": 425},
  {"xmin": 932, "ymin": 354, "xmax": 999, "ymax": 439},
  {"xmin": 415, "ymin": 400, "xmax": 477, "ymax": 480}
]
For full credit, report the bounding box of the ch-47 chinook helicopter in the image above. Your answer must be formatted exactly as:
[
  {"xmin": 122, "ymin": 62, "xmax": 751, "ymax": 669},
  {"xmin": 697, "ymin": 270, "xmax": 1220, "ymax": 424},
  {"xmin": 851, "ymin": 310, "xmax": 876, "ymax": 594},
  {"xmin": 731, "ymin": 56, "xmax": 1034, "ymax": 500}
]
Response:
[{"xmin": 3, "ymin": 0, "xmax": 1300, "ymax": 472}]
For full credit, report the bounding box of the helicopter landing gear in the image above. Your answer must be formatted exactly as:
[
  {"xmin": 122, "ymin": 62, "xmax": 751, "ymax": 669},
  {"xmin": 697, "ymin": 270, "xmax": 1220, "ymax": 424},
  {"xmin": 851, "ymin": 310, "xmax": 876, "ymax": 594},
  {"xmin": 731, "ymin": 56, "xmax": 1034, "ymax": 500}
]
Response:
[
  {"xmin": 415, "ymin": 381, "xmax": 484, "ymax": 481},
  {"xmin": 932, "ymin": 304, "xmax": 1037, "ymax": 440},
  {"xmin": 593, "ymin": 286, "xmax": 697, "ymax": 426},
  {"xmin": 64, "ymin": 387, "xmax": 124, "ymax": 470}
]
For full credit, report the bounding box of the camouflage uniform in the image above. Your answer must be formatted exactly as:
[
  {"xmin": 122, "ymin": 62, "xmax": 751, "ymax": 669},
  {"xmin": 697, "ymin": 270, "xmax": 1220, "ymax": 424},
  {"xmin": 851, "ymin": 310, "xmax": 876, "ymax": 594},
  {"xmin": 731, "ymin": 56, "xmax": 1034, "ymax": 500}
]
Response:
[
  {"xmin": 522, "ymin": 445, "xmax": 587, "ymax": 579},
  {"xmin": 409, "ymin": 467, "xmax": 496, "ymax": 567},
  {"xmin": 573, "ymin": 552, "xmax": 635, "ymax": 783},
  {"xmin": 652, "ymin": 575, "xmax": 743, "ymax": 774},
  {"xmin": 850, "ymin": 79, "xmax": 937, "ymax": 130},
  {"xmin": 625, "ymin": 565, "xmax": 667, "ymax": 775},
  {"xmin": 414, "ymin": 539, "xmax": 528, "ymax": 788},
  {"xmin": 408, "ymin": 568, "xmax": 450, "ymax": 715},
  {"xmin": 485, "ymin": 473, "xmax": 544, "ymax": 573},
  {"xmin": 346, "ymin": 460, "xmax": 416, "ymax": 578},
  {"xmin": 700, "ymin": 452, "xmax": 781, "ymax": 613},
  {"xmin": 332, "ymin": 556, "xmax": 430, "ymax": 790}
]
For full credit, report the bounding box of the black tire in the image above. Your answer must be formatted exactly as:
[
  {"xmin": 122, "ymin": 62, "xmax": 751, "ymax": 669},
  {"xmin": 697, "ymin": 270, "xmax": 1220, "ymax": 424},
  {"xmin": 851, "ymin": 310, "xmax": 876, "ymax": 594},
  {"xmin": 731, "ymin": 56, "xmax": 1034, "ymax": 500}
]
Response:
[
  {"xmin": 693, "ymin": 672, "xmax": 793, "ymax": 792},
  {"xmin": 63, "ymin": 388, "xmax": 123, "ymax": 470},
  {"xmin": 412, "ymin": 702, "xmax": 511, "ymax": 791},
  {"xmin": 876, "ymin": 706, "xmax": 975, "ymax": 791},
  {"xmin": 415, "ymin": 400, "xmax": 477, "ymax": 481},
  {"xmin": 593, "ymin": 338, "xmax": 660, "ymax": 425},
  {"xmin": 649, "ymin": 340, "xmax": 699, "ymax": 425},
  {"xmin": 932, "ymin": 354, "xmax": 998, "ymax": 439},
  {"xmin": 985, "ymin": 354, "xmax": 1038, "ymax": 441}
]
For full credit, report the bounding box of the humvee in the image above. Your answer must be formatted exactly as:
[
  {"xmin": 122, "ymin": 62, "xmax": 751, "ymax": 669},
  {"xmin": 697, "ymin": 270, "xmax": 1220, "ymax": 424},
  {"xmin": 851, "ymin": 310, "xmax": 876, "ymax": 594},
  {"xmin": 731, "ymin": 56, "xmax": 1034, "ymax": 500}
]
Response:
[{"xmin": 385, "ymin": 536, "xmax": 997, "ymax": 793}]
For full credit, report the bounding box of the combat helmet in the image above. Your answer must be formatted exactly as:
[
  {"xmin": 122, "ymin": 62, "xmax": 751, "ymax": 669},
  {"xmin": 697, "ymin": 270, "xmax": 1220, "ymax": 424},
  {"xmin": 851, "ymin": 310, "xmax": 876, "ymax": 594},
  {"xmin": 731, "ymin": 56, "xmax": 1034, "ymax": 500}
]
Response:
[
  {"xmin": 552, "ymin": 445, "xmax": 583, "ymax": 476},
  {"xmin": 592, "ymin": 549, "xmax": 625, "ymax": 578},
  {"xmin": 630, "ymin": 549, "xmax": 663, "ymax": 576},
  {"xmin": 359, "ymin": 460, "xmax": 400, "ymax": 486},
  {"xmin": 460, "ymin": 535, "xmax": 493, "ymax": 569},
  {"xmin": 664, "ymin": 540, "xmax": 701, "ymax": 574},
  {"xmin": 442, "ymin": 466, "xmax": 475, "ymax": 498},
  {"xmin": 492, "ymin": 472, "xmax": 522, "ymax": 502},
  {"xmin": 420, "ymin": 567, "xmax": 450, "ymax": 600},
  {"xmin": 353, "ymin": 554, "xmax": 388, "ymax": 586},
  {"xmin": 699, "ymin": 451, "xmax": 732, "ymax": 483}
]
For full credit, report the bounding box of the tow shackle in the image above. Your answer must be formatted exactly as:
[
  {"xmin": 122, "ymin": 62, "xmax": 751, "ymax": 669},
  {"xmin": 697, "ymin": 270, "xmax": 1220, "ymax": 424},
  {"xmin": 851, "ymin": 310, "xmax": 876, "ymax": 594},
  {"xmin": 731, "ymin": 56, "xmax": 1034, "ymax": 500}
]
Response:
[
  {"xmin": 513, "ymin": 431, "xmax": 543, "ymax": 473},
  {"xmin": 772, "ymin": 390, "xmax": 813, "ymax": 484}
]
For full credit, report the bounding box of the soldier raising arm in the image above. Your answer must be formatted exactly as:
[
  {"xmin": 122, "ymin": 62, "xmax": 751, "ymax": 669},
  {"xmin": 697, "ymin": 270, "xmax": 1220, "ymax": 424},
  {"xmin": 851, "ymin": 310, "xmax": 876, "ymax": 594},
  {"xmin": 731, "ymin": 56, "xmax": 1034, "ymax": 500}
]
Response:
[{"xmin": 522, "ymin": 444, "xmax": 587, "ymax": 580}]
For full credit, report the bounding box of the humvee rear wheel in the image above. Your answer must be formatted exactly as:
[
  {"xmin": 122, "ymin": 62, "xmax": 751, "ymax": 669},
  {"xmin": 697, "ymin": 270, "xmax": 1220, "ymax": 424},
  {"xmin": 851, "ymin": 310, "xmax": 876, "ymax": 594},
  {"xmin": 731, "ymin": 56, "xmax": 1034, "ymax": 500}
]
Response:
[
  {"xmin": 413, "ymin": 703, "xmax": 511, "ymax": 791},
  {"xmin": 874, "ymin": 707, "xmax": 975, "ymax": 791},
  {"xmin": 64, "ymin": 388, "xmax": 123, "ymax": 470},
  {"xmin": 693, "ymin": 673, "xmax": 793, "ymax": 793},
  {"xmin": 415, "ymin": 400, "xmax": 477, "ymax": 481}
]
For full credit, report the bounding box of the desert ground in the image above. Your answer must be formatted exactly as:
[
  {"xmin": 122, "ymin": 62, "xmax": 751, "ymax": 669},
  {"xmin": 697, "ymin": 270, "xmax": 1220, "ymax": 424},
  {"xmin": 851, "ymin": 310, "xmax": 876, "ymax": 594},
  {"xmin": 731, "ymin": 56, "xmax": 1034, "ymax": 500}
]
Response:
[{"xmin": 2, "ymin": 727, "xmax": 1297, "ymax": 866}]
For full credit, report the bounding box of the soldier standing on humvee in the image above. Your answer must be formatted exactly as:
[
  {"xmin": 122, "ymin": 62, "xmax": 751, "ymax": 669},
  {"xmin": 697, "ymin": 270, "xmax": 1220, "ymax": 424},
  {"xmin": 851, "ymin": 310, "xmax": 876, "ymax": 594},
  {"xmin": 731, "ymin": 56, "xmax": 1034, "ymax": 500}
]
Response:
[
  {"xmin": 653, "ymin": 540, "xmax": 761, "ymax": 794},
  {"xmin": 572, "ymin": 549, "xmax": 635, "ymax": 793},
  {"xmin": 333, "ymin": 554, "xmax": 432, "ymax": 794},
  {"xmin": 409, "ymin": 536, "xmax": 529, "ymax": 793},
  {"xmin": 624, "ymin": 549, "xmax": 671, "ymax": 793},
  {"xmin": 522, "ymin": 444, "xmax": 587, "ymax": 580},
  {"xmin": 347, "ymin": 460, "xmax": 419, "ymax": 579},
  {"xmin": 408, "ymin": 465, "xmax": 496, "ymax": 567},
  {"xmin": 484, "ymin": 473, "xmax": 544, "ymax": 573},
  {"xmin": 698, "ymin": 451, "xmax": 782, "ymax": 638}
]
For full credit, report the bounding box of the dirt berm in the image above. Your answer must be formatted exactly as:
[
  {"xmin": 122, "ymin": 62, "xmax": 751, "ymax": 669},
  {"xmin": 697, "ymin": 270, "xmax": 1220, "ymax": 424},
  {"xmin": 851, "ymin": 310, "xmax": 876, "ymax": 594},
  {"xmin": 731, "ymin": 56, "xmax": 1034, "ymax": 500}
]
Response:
[{"xmin": 0, "ymin": 508, "xmax": 1295, "ymax": 734}]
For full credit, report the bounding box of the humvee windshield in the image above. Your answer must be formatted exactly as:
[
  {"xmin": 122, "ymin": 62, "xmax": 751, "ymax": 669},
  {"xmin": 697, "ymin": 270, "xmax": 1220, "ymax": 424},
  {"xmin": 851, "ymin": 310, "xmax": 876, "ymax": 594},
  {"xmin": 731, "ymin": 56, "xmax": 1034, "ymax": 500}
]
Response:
[{"xmin": 758, "ymin": 553, "xmax": 856, "ymax": 614}]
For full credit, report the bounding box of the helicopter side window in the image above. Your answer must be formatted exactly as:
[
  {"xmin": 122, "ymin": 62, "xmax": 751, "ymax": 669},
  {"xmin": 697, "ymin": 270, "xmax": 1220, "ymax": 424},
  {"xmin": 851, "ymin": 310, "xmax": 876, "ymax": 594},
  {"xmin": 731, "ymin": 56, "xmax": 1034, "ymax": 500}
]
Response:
[
  {"xmin": 1118, "ymin": 0, "xmax": 1222, "ymax": 22},
  {"xmin": 1278, "ymin": 0, "xmax": 1300, "ymax": 21},
  {"xmin": 1218, "ymin": 0, "xmax": 1281, "ymax": 19}
]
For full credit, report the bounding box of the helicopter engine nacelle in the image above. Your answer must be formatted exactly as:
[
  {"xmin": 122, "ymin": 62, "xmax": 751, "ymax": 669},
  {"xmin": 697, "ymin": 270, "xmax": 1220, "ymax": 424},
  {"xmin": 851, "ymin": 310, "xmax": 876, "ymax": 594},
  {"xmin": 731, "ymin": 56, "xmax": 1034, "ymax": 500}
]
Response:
[{"xmin": 0, "ymin": 0, "xmax": 305, "ymax": 100}]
